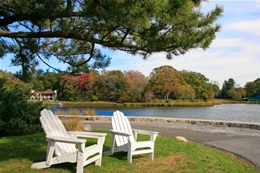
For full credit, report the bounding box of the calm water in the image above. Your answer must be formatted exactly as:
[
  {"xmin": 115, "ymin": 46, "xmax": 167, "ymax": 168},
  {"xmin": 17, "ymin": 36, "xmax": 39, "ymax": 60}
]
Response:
[{"xmin": 51, "ymin": 104, "xmax": 260, "ymax": 123}]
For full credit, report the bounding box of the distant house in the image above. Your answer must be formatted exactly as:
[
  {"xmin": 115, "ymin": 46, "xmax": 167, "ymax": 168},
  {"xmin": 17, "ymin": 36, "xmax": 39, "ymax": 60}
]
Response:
[{"xmin": 31, "ymin": 89, "xmax": 57, "ymax": 100}]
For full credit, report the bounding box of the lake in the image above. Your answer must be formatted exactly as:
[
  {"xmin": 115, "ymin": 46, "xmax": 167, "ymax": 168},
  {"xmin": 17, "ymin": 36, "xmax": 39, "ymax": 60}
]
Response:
[{"xmin": 50, "ymin": 104, "xmax": 260, "ymax": 123}]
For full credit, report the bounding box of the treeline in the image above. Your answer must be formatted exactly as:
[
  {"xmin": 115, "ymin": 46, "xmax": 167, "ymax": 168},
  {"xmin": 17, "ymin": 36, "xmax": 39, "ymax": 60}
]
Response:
[
  {"xmin": 221, "ymin": 78, "xmax": 260, "ymax": 101},
  {"xmin": 32, "ymin": 65, "xmax": 218, "ymax": 102},
  {"xmin": 1, "ymin": 65, "xmax": 259, "ymax": 103}
]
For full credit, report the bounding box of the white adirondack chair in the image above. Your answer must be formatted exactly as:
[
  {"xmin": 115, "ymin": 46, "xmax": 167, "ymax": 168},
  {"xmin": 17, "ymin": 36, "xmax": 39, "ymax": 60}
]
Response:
[
  {"xmin": 104, "ymin": 110, "xmax": 158, "ymax": 163},
  {"xmin": 31, "ymin": 109, "xmax": 106, "ymax": 173}
]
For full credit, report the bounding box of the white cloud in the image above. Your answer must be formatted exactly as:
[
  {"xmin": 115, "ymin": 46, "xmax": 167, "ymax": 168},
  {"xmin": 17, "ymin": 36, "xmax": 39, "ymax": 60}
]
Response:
[
  {"xmin": 226, "ymin": 19, "xmax": 260, "ymax": 36},
  {"xmin": 106, "ymin": 34, "xmax": 260, "ymax": 87},
  {"xmin": 211, "ymin": 38, "xmax": 244, "ymax": 47},
  {"xmin": 256, "ymin": 0, "xmax": 260, "ymax": 7}
]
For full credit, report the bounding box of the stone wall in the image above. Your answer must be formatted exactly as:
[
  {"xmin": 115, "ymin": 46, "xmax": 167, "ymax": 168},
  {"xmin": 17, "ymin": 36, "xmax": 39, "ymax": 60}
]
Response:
[{"xmin": 58, "ymin": 115, "xmax": 260, "ymax": 130}]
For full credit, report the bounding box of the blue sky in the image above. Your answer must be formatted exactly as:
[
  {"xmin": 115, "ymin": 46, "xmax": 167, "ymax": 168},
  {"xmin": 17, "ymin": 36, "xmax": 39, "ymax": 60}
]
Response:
[{"xmin": 1, "ymin": 0, "xmax": 260, "ymax": 87}]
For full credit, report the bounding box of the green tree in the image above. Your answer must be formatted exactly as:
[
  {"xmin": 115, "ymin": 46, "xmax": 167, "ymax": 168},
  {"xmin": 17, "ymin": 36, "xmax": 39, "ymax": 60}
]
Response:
[
  {"xmin": 245, "ymin": 82, "xmax": 256, "ymax": 98},
  {"xmin": 211, "ymin": 83, "xmax": 220, "ymax": 98},
  {"xmin": 227, "ymin": 90, "xmax": 241, "ymax": 101},
  {"xmin": 235, "ymin": 87, "xmax": 246, "ymax": 99},
  {"xmin": 31, "ymin": 69, "xmax": 45, "ymax": 91},
  {"xmin": 254, "ymin": 78, "xmax": 260, "ymax": 96},
  {"xmin": 66, "ymin": 52, "xmax": 111, "ymax": 75},
  {"xmin": 1, "ymin": 0, "xmax": 223, "ymax": 76},
  {"xmin": 8, "ymin": 38, "xmax": 40, "ymax": 83},
  {"xmin": 106, "ymin": 70, "xmax": 126, "ymax": 101},
  {"xmin": 0, "ymin": 70, "xmax": 17, "ymax": 90},
  {"xmin": 245, "ymin": 78, "xmax": 260, "ymax": 98},
  {"xmin": 93, "ymin": 75, "xmax": 119, "ymax": 102},
  {"xmin": 175, "ymin": 85, "xmax": 196, "ymax": 100},
  {"xmin": 221, "ymin": 78, "xmax": 235, "ymax": 99},
  {"xmin": 41, "ymin": 72, "xmax": 61, "ymax": 90},
  {"xmin": 180, "ymin": 70, "xmax": 214, "ymax": 100},
  {"xmin": 149, "ymin": 65, "xmax": 180, "ymax": 100}
]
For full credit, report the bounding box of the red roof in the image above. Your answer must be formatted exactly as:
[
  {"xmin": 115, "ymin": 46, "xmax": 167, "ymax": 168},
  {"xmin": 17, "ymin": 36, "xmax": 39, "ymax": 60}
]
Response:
[
  {"xmin": 41, "ymin": 89, "xmax": 54, "ymax": 94},
  {"xmin": 33, "ymin": 89, "xmax": 54, "ymax": 95}
]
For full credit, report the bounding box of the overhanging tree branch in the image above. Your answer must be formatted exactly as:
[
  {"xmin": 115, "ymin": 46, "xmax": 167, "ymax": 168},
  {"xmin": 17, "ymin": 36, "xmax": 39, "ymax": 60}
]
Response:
[{"xmin": 0, "ymin": 0, "xmax": 223, "ymax": 78}]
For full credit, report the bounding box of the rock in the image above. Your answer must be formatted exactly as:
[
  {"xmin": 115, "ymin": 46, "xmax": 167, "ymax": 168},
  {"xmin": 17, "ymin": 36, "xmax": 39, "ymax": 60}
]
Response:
[
  {"xmin": 175, "ymin": 136, "xmax": 188, "ymax": 142},
  {"xmin": 84, "ymin": 124, "xmax": 92, "ymax": 131}
]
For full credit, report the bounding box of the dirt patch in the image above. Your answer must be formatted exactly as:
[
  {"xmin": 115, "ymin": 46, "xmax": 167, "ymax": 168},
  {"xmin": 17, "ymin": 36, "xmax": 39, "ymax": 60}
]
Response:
[{"xmin": 132, "ymin": 152, "xmax": 191, "ymax": 173}]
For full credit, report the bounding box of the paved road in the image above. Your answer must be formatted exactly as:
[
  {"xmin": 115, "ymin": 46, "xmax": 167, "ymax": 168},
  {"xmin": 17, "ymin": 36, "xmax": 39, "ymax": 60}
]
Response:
[{"xmin": 86, "ymin": 121, "xmax": 260, "ymax": 169}]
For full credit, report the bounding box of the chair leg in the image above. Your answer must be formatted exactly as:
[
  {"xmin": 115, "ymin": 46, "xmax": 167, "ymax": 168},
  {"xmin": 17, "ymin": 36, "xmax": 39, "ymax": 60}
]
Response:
[
  {"xmin": 95, "ymin": 157, "xmax": 102, "ymax": 166},
  {"xmin": 76, "ymin": 167, "xmax": 83, "ymax": 173},
  {"xmin": 76, "ymin": 160, "xmax": 84, "ymax": 173},
  {"xmin": 127, "ymin": 151, "xmax": 132, "ymax": 164},
  {"xmin": 76, "ymin": 149, "xmax": 84, "ymax": 173},
  {"xmin": 149, "ymin": 152, "xmax": 154, "ymax": 160}
]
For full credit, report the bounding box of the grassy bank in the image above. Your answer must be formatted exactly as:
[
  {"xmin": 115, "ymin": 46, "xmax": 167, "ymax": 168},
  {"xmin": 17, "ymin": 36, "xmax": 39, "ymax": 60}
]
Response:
[
  {"xmin": 43, "ymin": 99, "xmax": 223, "ymax": 107},
  {"xmin": 216, "ymin": 99, "xmax": 260, "ymax": 104},
  {"xmin": 0, "ymin": 131, "xmax": 259, "ymax": 173}
]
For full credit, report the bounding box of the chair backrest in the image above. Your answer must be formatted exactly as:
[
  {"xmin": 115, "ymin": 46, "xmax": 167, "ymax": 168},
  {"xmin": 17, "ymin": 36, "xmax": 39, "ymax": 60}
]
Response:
[
  {"xmin": 40, "ymin": 109, "xmax": 76, "ymax": 156},
  {"xmin": 112, "ymin": 110, "xmax": 135, "ymax": 146}
]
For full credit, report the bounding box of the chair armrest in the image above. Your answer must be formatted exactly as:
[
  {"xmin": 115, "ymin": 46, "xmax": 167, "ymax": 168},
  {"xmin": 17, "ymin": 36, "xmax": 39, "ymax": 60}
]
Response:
[
  {"xmin": 68, "ymin": 131, "xmax": 107, "ymax": 139},
  {"xmin": 132, "ymin": 129, "xmax": 159, "ymax": 135},
  {"xmin": 46, "ymin": 135, "xmax": 86, "ymax": 144},
  {"xmin": 132, "ymin": 129, "xmax": 158, "ymax": 141},
  {"xmin": 110, "ymin": 130, "xmax": 132, "ymax": 136}
]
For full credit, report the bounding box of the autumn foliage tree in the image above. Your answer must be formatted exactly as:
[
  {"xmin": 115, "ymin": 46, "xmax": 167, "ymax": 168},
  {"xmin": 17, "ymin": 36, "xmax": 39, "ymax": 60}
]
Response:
[
  {"xmin": 149, "ymin": 65, "xmax": 180, "ymax": 100},
  {"xmin": 77, "ymin": 73, "xmax": 95, "ymax": 100},
  {"xmin": 59, "ymin": 75, "xmax": 79, "ymax": 101},
  {"xmin": 121, "ymin": 70, "xmax": 149, "ymax": 102},
  {"xmin": 59, "ymin": 73, "xmax": 94, "ymax": 101},
  {"xmin": 124, "ymin": 70, "xmax": 148, "ymax": 91}
]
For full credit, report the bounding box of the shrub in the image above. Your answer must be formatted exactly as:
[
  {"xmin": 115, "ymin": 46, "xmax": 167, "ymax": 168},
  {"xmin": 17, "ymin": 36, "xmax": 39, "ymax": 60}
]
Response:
[
  {"xmin": 81, "ymin": 108, "xmax": 96, "ymax": 116},
  {"xmin": 55, "ymin": 109, "xmax": 79, "ymax": 115},
  {"xmin": 63, "ymin": 118, "xmax": 84, "ymax": 131},
  {"xmin": 0, "ymin": 78, "xmax": 43, "ymax": 136},
  {"xmin": 190, "ymin": 99, "xmax": 199, "ymax": 102},
  {"xmin": 55, "ymin": 108, "xmax": 96, "ymax": 116},
  {"xmin": 165, "ymin": 99, "xmax": 172, "ymax": 103},
  {"xmin": 152, "ymin": 99, "xmax": 158, "ymax": 103},
  {"xmin": 91, "ymin": 95, "xmax": 99, "ymax": 101}
]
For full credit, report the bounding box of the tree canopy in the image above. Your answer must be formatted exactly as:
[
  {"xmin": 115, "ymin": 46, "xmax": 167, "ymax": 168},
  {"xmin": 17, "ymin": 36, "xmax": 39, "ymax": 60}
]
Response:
[
  {"xmin": 245, "ymin": 78, "xmax": 260, "ymax": 98},
  {"xmin": 149, "ymin": 65, "xmax": 180, "ymax": 100},
  {"xmin": 221, "ymin": 78, "xmax": 235, "ymax": 99},
  {"xmin": 0, "ymin": 0, "xmax": 223, "ymax": 75}
]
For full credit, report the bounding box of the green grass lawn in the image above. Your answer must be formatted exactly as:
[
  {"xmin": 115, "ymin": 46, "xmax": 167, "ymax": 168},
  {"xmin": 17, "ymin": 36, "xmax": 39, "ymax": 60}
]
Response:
[{"xmin": 0, "ymin": 130, "xmax": 259, "ymax": 173}]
